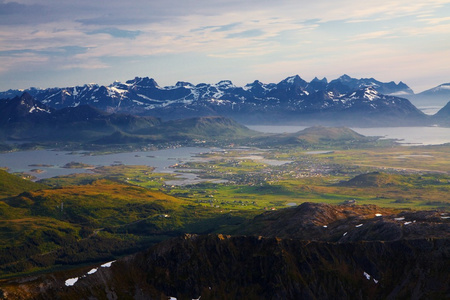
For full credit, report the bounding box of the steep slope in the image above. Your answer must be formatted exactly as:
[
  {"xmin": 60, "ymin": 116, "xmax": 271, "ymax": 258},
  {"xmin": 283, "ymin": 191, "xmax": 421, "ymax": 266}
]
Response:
[
  {"xmin": 0, "ymin": 93, "xmax": 54, "ymax": 139},
  {"xmin": 0, "ymin": 93, "xmax": 53, "ymax": 126},
  {"xmin": 433, "ymin": 101, "xmax": 450, "ymax": 125},
  {"xmin": 0, "ymin": 169, "xmax": 46, "ymax": 198}
]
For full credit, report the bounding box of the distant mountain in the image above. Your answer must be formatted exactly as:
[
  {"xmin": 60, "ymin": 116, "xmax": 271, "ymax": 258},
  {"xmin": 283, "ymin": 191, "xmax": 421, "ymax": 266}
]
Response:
[
  {"xmin": 0, "ymin": 93, "xmax": 258, "ymax": 145},
  {"xmin": 0, "ymin": 92, "xmax": 53, "ymax": 126},
  {"xmin": 433, "ymin": 101, "xmax": 450, "ymax": 125},
  {"xmin": 409, "ymin": 83, "xmax": 450, "ymax": 106},
  {"xmin": 288, "ymin": 126, "xmax": 366, "ymax": 143},
  {"xmin": 327, "ymin": 74, "xmax": 413, "ymax": 95},
  {"xmin": 252, "ymin": 126, "xmax": 375, "ymax": 147},
  {"xmin": 94, "ymin": 116, "xmax": 258, "ymax": 145},
  {"xmin": 0, "ymin": 75, "xmax": 428, "ymax": 126}
]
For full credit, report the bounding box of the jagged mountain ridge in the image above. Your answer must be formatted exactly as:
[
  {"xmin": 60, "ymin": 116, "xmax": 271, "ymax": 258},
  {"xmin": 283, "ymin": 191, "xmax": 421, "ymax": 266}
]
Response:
[{"xmin": 0, "ymin": 75, "xmax": 429, "ymax": 126}]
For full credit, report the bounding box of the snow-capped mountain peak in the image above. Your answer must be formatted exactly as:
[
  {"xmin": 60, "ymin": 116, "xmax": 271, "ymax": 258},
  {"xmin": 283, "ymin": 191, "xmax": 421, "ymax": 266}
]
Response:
[
  {"xmin": 216, "ymin": 80, "xmax": 235, "ymax": 89},
  {"xmin": 431, "ymin": 83, "xmax": 450, "ymax": 92},
  {"xmin": 362, "ymin": 87, "xmax": 380, "ymax": 101},
  {"xmin": 0, "ymin": 74, "xmax": 429, "ymax": 126}
]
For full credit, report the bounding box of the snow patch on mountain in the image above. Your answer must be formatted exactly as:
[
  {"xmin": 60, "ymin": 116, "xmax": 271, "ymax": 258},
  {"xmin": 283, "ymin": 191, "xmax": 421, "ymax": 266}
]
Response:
[{"xmin": 363, "ymin": 88, "xmax": 380, "ymax": 101}]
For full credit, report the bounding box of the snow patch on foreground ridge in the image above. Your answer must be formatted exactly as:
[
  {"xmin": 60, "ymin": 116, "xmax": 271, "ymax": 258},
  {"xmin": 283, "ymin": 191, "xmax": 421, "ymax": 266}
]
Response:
[
  {"xmin": 363, "ymin": 271, "xmax": 379, "ymax": 284},
  {"xmin": 64, "ymin": 260, "xmax": 116, "ymax": 287},
  {"xmin": 87, "ymin": 268, "xmax": 98, "ymax": 275},
  {"xmin": 101, "ymin": 261, "xmax": 115, "ymax": 268},
  {"xmin": 64, "ymin": 277, "xmax": 78, "ymax": 287}
]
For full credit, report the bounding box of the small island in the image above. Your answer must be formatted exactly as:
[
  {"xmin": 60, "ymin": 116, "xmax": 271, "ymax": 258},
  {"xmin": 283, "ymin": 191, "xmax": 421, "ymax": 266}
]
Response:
[{"xmin": 62, "ymin": 161, "xmax": 95, "ymax": 169}]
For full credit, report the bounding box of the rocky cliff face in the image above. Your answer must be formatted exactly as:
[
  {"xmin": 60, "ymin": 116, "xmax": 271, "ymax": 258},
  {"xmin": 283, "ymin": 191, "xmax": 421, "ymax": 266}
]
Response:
[{"xmin": 1, "ymin": 203, "xmax": 449, "ymax": 300}]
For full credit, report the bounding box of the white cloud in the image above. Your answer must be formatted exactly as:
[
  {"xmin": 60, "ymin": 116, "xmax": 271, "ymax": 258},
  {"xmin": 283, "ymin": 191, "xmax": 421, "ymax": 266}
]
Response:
[
  {"xmin": 1, "ymin": 0, "xmax": 450, "ymax": 90},
  {"xmin": 420, "ymin": 16, "xmax": 450, "ymax": 24},
  {"xmin": 349, "ymin": 30, "xmax": 394, "ymax": 41}
]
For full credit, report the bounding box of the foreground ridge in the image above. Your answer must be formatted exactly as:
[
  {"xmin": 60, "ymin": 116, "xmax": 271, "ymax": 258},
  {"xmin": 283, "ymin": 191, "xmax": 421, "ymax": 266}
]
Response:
[
  {"xmin": 1, "ymin": 234, "xmax": 448, "ymax": 299},
  {"xmin": 1, "ymin": 203, "xmax": 449, "ymax": 299}
]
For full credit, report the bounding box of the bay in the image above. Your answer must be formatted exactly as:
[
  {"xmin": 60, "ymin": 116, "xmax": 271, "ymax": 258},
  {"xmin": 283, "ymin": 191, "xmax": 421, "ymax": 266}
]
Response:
[{"xmin": 0, "ymin": 147, "xmax": 211, "ymax": 181}]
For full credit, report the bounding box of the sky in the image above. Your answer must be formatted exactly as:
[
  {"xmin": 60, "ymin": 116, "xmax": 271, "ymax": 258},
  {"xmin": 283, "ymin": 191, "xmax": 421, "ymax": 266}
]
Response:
[{"xmin": 1, "ymin": 0, "xmax": 450, "ymax": 93}]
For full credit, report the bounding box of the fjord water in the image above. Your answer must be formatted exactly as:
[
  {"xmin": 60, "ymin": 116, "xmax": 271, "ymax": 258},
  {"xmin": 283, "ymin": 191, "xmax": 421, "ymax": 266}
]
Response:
[
  {"xmin": 248, "ymin": 125, "xmax": 450, "ymax": 146},
  {"xmin": 1, "ymin": 126, "xmax": 449, "ymax": 181},
  {"xmin": 0, "ymin": 147, "xmax": 210, "ymax": 181}
]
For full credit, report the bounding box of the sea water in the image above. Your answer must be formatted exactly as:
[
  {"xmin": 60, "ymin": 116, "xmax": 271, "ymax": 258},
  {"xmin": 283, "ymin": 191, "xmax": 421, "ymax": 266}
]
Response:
[{"xmin": 0, "ymin": 147, "xmax": 210, "ymax": 181}]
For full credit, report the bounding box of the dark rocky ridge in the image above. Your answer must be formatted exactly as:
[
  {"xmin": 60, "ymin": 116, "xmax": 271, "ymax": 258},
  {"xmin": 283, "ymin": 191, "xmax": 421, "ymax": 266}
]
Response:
[
  {"xmin": 235, "ymin": 202, "xmax": 450, "ymax": 242},
  {"xmin": 1, "ymin": 203, "xmax": 449, "ymax": 299},
  {"xmin": 1, "ymin": 234, "xmax": 448, "ymax": 299}
]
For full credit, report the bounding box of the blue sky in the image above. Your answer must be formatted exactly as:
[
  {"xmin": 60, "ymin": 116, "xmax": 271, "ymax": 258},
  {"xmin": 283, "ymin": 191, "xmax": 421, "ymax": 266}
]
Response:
[{"xmin": 1, "ymin": 0, "xmax": 449, "ymax": 93}]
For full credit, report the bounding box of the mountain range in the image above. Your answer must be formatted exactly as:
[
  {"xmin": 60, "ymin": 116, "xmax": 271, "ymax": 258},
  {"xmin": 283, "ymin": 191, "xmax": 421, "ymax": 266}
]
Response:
[
  {"xmin": 2, "ymin": 93, "xmax": 388, "ymax": 151},
  {"xmin": 1, "ymin": 75, "xmax": 448, "ymax": 126},
  {"xmin": 0, "ymin": 92, "xmax": 261, "ymax": 147}
]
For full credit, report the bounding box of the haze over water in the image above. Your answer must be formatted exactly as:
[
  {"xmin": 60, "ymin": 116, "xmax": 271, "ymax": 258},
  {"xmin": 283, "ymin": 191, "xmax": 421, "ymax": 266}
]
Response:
[{"xmin": 248, "ymin": 126, "xmax": 450, "ymax": 146}]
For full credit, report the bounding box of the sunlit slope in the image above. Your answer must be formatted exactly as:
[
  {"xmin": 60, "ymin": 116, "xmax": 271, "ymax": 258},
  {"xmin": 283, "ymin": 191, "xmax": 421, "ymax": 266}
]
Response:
[
  {"xmin": 0, "ymin": 169, "xmax": 47, "ymax": 198},
  {"xmin": 0, "ymin": 177, "xmax": 255, "ymax": 278}
]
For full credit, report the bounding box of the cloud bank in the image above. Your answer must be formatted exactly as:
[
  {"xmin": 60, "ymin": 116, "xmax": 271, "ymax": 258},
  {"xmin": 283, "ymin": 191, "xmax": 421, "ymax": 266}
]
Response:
[{"xmin": 0, "ymin": 0, "xmax": 449, "ymax": 92}]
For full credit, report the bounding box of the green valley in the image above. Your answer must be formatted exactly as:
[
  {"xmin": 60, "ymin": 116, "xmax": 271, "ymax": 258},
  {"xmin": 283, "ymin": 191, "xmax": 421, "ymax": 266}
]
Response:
[{"xmin": 0, "ymin": 125, "xmax": 449, "ymax": 281}]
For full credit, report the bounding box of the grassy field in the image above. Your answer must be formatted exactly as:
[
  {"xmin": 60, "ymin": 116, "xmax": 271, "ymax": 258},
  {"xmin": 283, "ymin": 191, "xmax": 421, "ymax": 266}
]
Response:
[{"xmin": 158, "ymin": 144, "xmax": 449, "ymax": 211}]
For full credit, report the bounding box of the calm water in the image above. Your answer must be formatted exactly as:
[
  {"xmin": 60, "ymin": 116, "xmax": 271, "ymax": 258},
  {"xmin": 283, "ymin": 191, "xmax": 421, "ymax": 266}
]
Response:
[
  {"xmin": 1, "ymin": 125, "xmax": 449, "ymax": 181},
  {"xmin": 248, "ymin": 126, "xmax": 450, "ymax": 146},
  {"xmin": 0, "ymin": 147, "xmax": 210, "ymax": 181}
]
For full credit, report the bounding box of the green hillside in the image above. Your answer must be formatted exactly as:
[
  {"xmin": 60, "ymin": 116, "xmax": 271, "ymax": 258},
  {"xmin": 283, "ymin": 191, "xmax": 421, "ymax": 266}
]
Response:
[
  {"xmin": 0, "ymin": 169, "xmax": 47, "ymax": 198},
  {"xmin": 0, "ymin": 175, "xmax": 255, "ymax": 278},
  {"xmin": 294, "ymin": 126, "xmax": 366, "ymax": 142},
  {"xmin": 339, "ymin": 172, "xmax": 401, "ymax": 187},
  {"xmin": 96, "ymin": 116, "xmax": 260, "ymax": 145}
]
